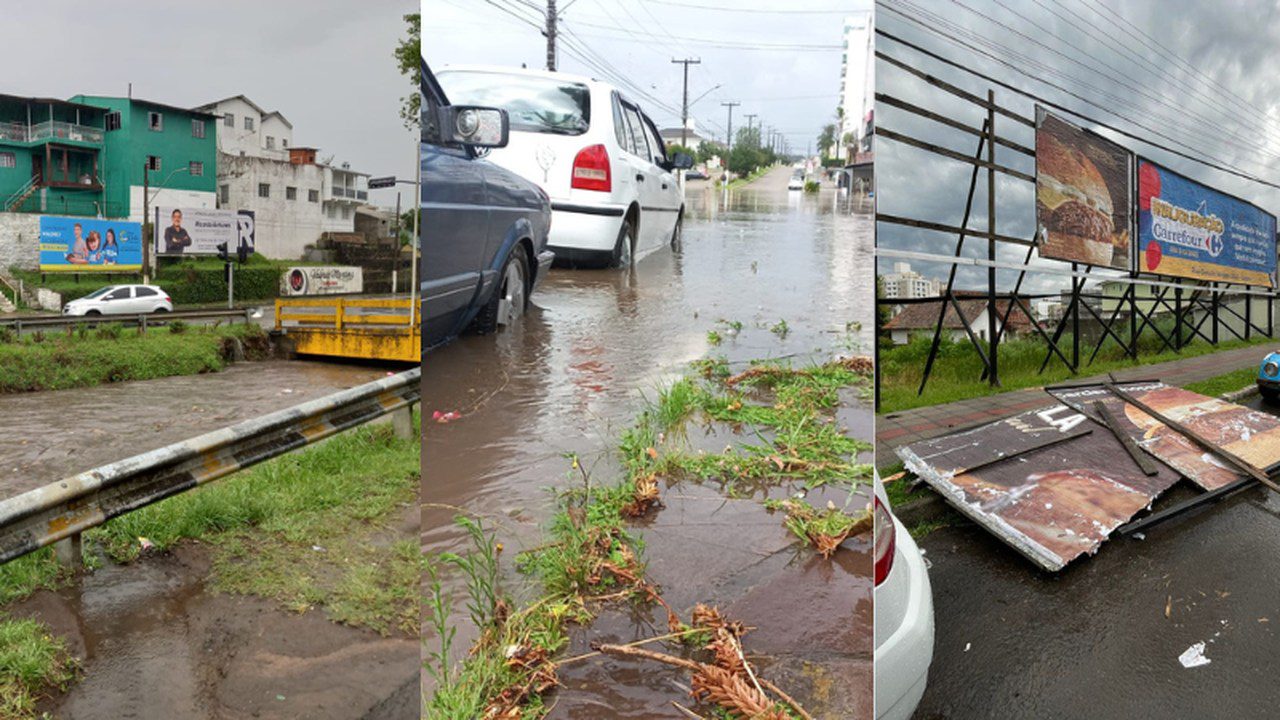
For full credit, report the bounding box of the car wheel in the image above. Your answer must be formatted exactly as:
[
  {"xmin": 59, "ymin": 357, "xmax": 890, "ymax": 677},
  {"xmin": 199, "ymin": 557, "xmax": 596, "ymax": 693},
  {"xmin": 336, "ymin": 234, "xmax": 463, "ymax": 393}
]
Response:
[
  {"xmin": 610, "ymin": 218, "xmax": 635, "ymax": 269},
  {"xmin": 471, "ymin": 248, "xmax": 529, "ymax": 334},
  {"xmin": 1262, "ymin": 386, "xmax": 1279, "ymax": 404},
  {"xmin": 85, "ymin": 310, "xmax": 101, "ymax": 316},
  {"xmin": 670, "ymin": 211, "xmax": 683, "ymax": 250},
  {"xmin": 154, "ymin": 306, "xmax": 170, "ymax": 314}
]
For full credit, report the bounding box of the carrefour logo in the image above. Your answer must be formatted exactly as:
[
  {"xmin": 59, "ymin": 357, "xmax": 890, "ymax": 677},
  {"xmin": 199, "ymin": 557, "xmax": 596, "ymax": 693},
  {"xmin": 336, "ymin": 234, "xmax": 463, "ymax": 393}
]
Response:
[{"xmin": 1150, "ymin": 197, "xmax": 1224, "ymax": 257}]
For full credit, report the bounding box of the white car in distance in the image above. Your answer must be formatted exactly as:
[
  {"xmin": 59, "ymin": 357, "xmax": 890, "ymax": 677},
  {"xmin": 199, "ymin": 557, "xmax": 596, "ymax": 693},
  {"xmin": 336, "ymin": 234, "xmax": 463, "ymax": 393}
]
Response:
[
  {"xmin": 62, "ymin": 284, "xmax": 173, "ymax": 316},
  {"xmin": 435, "ymin": 66, "xmax": 693, "ymax": 268}
]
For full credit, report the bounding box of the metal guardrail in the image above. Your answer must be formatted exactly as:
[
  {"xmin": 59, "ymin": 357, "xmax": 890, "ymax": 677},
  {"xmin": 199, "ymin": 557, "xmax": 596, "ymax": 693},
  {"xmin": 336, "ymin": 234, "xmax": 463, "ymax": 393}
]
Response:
[
  {"xmin": 0, "ymin": 367, "xmax": 421, "ymax": 566},
  {"xmin": 0, "ymin": 308, "xmax": 253, "ymax": 332}
]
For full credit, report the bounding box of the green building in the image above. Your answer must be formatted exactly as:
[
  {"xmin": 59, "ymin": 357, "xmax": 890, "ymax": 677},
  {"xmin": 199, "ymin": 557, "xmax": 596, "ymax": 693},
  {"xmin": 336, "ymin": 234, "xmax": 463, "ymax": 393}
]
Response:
[
  {"xmin": 0, "ymin": 95, "xmax": 111, "ymax": 216},
  {"xmin": 70, "ymin": 95, "xmax": 219, "ymax": 222}
]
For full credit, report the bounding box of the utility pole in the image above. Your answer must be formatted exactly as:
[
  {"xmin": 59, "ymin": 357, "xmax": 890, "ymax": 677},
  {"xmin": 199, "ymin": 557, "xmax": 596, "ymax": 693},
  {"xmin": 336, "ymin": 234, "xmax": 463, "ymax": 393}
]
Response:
[
  {"xmin": 142, "ymin": 162, "xmax": 150, "ymax": 284},
  {"xmin": 545, "ymin": 0, "xmax": 558, "ymax": 71},
  {"xmin": 744, "ymin": 113, "xmax": 758, "ymax": 145},
  {"xmin": 721, "ymin": 101, "xmax": 742, "ymax": 176},
  {"xmin": 672, "ymin": 57, "xmax": 701, "ymax": 146}
]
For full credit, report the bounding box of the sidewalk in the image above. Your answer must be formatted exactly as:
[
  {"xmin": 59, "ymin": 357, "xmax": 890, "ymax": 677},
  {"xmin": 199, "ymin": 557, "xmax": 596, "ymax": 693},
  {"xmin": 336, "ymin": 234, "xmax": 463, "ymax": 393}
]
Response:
[{"xmin": 877, "ymin": 345, "xmax": 1267, "ymax": 458}]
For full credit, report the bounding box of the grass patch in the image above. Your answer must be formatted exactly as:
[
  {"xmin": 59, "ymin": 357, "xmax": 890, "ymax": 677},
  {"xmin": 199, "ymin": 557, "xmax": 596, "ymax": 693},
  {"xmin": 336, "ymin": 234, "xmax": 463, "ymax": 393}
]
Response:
[
  {"xmin": 879, "ymin": 331, "xmax": 1273, "ymax": 413},
  {"xmin": 0, "ymin": 323, "xmax": 267, "ymax": 393},
  {"xmin": 765, "ymin": 498, "xmax": 872, "ymax": 557},
  {"xmin": 84, "ymin": 413, "xmax": 420, "ymax": 635},
  {"xmin": 1182, "ymin": 366, "xmax": 1259, "ymax": 398},
  {"xmin": 0, "ymin": 616, "xmax": 77, "ymax": 720},
  {"xmin": 0, "ymin": 550, "xmax": 69, "ymax": 608}
]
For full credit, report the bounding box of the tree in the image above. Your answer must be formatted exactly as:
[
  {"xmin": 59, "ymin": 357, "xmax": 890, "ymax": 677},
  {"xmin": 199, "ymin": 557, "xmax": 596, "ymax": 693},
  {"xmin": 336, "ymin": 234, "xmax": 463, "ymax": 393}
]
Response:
[
  {"xmin": 666, "ymin": 143, "xmax": 696, "ymax": 159},
  {"xmin": 394, "ymin": 13, "xmax": 421, "ymax": 131},
  {"xmin": 817, "ymin": 123, "xmax": 837, "ymax": 159}
]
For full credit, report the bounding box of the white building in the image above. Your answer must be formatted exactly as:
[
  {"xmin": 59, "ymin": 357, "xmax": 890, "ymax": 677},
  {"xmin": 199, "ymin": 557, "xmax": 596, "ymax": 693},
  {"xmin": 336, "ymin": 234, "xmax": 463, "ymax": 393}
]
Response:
[
  {"xmin": 880, "ymin": 262, "xmax": 939, "ymax": 300},
  {"xmin": 195, "ymin": 95, "xmax": 369, "ymax": 259},
  {"xmin": 836, "ymin": 12, "xmax": 873, "ymax": 161}
]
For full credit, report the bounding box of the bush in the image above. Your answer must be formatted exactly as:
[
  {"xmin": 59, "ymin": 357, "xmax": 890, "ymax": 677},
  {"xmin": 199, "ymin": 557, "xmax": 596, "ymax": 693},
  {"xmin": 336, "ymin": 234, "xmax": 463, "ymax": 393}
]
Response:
[
  {"xmin": 169, "ymin": 320, "xmax": 188, "ymax": 334},
  {"xmin": 94, "ymin": 323, "xmax": 123, "ymax": 340},
  {"xmin": 804, "ymin": 180, "xmax": 820, "ymax": 193}
]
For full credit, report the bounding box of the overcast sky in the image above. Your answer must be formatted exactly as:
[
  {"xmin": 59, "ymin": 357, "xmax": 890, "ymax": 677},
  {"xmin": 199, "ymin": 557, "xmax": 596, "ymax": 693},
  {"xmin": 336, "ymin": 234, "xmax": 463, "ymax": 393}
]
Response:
[
  {"xmin": 876, "ymin": 0, "xmax": 1280, "ymax": 295},
  {"xmin": 5, "ymin": 0, "xmax": 418, "ymax": 208},
  {"xmin": 425, "ymin": 0, "xmax": 871, "ymax": 154}
]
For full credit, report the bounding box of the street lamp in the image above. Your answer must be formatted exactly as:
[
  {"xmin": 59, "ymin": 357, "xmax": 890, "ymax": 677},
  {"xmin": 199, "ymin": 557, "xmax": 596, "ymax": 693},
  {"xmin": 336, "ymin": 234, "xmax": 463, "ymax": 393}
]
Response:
[{"xmin": 141, "ymin": 164, "xmax": 189, "ymax": 284}]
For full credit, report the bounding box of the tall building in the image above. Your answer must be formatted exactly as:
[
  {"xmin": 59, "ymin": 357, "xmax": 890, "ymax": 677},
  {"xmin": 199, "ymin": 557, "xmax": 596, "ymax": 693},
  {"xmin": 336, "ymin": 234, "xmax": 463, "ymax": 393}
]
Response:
[
  {"xmin": 195, "ymin": 95, "xmax": 369, "ymax": 259},
  {"xmin": 70, "ymin": 95, "xmax": 220, "ymax": 222},
  {"xmin": 880, "ymin": 262, "xmax": 939, "ymax": 300},
  {"xmin": 837, "ymin": 12, "xmax": 874, "ymax": 161}
]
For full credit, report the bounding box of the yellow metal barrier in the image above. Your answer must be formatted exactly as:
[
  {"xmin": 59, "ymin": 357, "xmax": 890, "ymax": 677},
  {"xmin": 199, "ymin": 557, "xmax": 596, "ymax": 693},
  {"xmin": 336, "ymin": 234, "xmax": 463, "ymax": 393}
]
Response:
[{"xmin": 275, "ymin": 296, "xmax": 420, "ymax": 363}]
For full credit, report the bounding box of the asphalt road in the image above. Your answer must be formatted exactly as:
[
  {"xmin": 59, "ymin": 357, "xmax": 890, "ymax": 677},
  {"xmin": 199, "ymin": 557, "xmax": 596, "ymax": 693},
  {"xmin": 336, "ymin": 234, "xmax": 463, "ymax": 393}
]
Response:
[{"xmin": 912, "ymin": 383, "xmax": 1280, "ymax": 717}]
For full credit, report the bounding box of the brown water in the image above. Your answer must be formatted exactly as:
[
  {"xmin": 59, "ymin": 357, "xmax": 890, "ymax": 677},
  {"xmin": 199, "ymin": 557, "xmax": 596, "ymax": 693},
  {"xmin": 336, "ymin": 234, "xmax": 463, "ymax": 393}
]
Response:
[{"xmin": 422, "ymin": 167, "xmax": 874, "ymax": 714}]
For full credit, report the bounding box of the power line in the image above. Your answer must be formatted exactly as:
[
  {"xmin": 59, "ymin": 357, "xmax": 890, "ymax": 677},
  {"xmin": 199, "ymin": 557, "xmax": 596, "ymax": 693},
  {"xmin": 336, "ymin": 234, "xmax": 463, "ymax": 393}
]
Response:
[
  {"xmin": 642, "ymin": 0, "xmax": 861, "ymax": 14},
  {"xmin": 875, "ymin": 23, "xmax": 1280, "ymax": 193},
  {"xmin": 564, "ymin": 20, "xmax": 842, "ymax": 50}
]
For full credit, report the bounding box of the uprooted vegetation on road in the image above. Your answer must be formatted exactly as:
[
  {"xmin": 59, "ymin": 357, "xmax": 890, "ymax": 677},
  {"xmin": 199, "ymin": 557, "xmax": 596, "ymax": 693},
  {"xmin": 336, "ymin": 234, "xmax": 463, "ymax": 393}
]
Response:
[
  {"xmin": 425, "ymin": 355, "xmax": 874, "ymax": 719},
  {"xmin": 0, "ymin": 413, "xmax": 421, "ymax": 717}
]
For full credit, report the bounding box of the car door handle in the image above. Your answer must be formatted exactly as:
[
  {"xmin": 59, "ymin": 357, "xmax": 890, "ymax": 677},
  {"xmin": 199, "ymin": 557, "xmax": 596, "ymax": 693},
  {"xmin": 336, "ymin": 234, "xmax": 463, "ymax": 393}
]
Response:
[{"xmin": 635, "ymin": 174, "xmax": 645, "ymax": 182}]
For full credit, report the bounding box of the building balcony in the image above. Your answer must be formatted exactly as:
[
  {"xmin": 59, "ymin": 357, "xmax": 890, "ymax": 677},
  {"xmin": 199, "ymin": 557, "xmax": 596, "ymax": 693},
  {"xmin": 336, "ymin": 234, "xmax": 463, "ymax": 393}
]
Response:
[{"xmin": 0, "ymin": 121, "xmax": 103, "ymax": 145}]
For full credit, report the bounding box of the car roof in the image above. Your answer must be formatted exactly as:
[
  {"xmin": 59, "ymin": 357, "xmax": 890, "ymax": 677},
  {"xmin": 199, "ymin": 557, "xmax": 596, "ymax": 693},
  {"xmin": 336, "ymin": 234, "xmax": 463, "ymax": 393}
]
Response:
[{"xmin": 436, "ymin": 64, "xmax": 614, "ymax": 94}]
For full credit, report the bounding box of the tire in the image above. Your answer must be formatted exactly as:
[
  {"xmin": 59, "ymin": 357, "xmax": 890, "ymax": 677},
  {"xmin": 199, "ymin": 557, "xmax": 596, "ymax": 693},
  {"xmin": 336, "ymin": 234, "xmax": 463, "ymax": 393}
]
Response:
[
  {"xmin": 471, "ymin": 248, "xmax": 529, "ymax": 335},
  {"xmin": 609, "ymin": 218, "xmax": 635, "ymax": 269},
  {"xmin": 85, "ymin": 310, "xmax": 101, "ymax": 316},
  {"xmin": 1262, "ymin": 386, "xmax": 1280, "ymax": 404},
  {"xmin": 154, "ymin": 306, "xmax": 170, "ymax": 313},
  {"xmin": 670, "ymin": 211, "xmax": 683, "ymax": 250}
]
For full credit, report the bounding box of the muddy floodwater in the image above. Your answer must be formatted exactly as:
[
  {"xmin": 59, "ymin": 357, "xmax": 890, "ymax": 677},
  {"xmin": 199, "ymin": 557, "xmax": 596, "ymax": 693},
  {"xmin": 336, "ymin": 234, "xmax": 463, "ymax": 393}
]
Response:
[
  {"xmin": 0, "ymin": 359, "xmax": 392, "ymax": 499},
  {"xmin": 423, "ymin": 167, "xmax": 875, "ymax": 714}
]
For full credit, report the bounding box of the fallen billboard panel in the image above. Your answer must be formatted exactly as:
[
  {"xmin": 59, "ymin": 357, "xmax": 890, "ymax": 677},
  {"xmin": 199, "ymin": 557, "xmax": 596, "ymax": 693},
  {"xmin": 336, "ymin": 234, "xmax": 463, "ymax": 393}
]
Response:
[
  {"xmin": 1035, "ymin": 109, "xmax": 1133, "ymax": 270},
  {"xmin": 1137, "ymin": 160, "xmax": 1277, "ymax": 287},
  {"xmin": 1050, "ymin": 381, "xmax": 1280, "ymax": 491},
  {"xmin": 898, "ymin": 404, "xmax": 1181, "ymax": 571}
]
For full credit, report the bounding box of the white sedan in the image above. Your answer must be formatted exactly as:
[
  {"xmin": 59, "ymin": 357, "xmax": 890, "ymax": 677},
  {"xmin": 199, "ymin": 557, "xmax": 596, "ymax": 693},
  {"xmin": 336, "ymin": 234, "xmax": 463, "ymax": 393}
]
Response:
[
  {"xmin": 874, "ymin": 471, "xmax": 935, "ymax": 720},
  {"xmin": 62, "ymin": 284, "xmax": 173, "ymax": 316},
  {"xmin": 788, "ymin": 174, "xmax": 805, "ymax": 190}
]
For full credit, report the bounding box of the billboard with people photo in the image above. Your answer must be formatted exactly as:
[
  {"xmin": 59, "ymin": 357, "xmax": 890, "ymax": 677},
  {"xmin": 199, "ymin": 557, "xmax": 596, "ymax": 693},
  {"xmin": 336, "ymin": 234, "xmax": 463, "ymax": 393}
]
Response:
[
  {"xmin": 154, "ymin": 207, "xmax": 256, "ymax": 256},
  {"xmin": 1136, "ymin": 160, "xmax": 1277, "ymax": 287},
  {"xmin": 38, "ymin": 216, "xmax": 142, "ymax": 271},
  {"xmin": 1035, "ymin": 109, "xmax": 1133, "ymax": 270}
]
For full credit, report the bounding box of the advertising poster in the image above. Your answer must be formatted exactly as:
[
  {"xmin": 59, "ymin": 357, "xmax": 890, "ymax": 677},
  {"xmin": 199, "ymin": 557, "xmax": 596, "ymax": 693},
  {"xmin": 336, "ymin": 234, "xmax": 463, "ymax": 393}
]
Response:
[
  {"xmin": 1035, "ymin": 109, "xmax": 1133, "ymax": 270},
  {"xmin": 1050, "ymin": 381, "xmax": 1280, "ymax": 491},
  {"xmin": 1136, "ymin": 161, "xmax": 1277, "ymax": 286},
  {"xmin": 38, "ymin": 215, "xmax": 142, "ymax": 272},
  {"xmin": 897, "ymin": 404, "xmax": 1180, "ymax": 571},
  {"xmin": 280, "ymin": 266, "xmax": 364, "ymax": 296},
  {"xmin": 154, "ymin": 207, "xmax": 256, "ymax": 256}
]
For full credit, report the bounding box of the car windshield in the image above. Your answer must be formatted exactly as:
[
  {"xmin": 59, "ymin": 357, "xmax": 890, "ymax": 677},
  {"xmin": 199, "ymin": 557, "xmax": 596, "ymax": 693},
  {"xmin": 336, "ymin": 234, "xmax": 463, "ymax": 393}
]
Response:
[
  {"xmin": 437, "ymin": 71, "xmax": 590, "ymax": 136},
  {"xmin": 83, "ymin": 286, "xmax": 115, "ymax": 299}
]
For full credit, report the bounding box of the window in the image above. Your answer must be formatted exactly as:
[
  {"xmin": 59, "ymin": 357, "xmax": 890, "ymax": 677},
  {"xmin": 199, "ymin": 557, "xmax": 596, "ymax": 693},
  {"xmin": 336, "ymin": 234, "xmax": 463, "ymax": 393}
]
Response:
[
  {"xmin": 148, "ymin": 112, "xmax": 163, "ymax": 131},
  {"xmin": 0, "ymin": 152, "xmax": 13, "ymax": 169},
  {"xmin": 308, "ymin": 189, "xmax": 319, "ymax": 203},
  {"xmin": 224, "ymin": 113, "xmax": 234, "ymax": 128},
  {"xmin": 105, "ymin": 287, "xmax": 132, "ymax": 301},
  {"xmin": 265, "ymin": 136, "xmax": 275, "ymax": 149},
  {"xmin": 435, "ymin": 70, "xmax": 590, "ymax": 135},
  {"xmin": 147, "ymin": 155, "xmax": 161, "ymax": 172},
  {"xmin": 641, "ymin": 115, "xmax": 667, "ymax": 166},
  {"xmin": 189, "ymin": 161, "xmax": 203, "ymax": 176},
  {"xmin": 105, "ymin": 112, "xmax": 122, "ymax": 131},
  {"xmin": 281, "ymin": 138, "xmax": 288, "ymax": 148},
  {"xmin": 135, "ymin": 286, "xmax": 158, "ymax": 298},
  {"xmin": 258, "ymin": 183, "xmax": 270, "ymax": 198},
  {"xmin": 622, "ymin": 104, "xmax": 648, "ymax": 158},
  {"xmin": 220, "ymin": 184, "xmax": 230, "ymax": 204},
  {"xmin": 341, "ymin": 206, "xmax": 350, "ymax": 219},
  {"xmin": 286, "ymin": 186, "xmax": 297, "ymax": 200},
  {"xmin": 244, "ymin": 116, "xmax": 255, "ymax": 131},
  {"xmin": 191, "ymin": 119, "xmax": 205, "ymax": 138}
]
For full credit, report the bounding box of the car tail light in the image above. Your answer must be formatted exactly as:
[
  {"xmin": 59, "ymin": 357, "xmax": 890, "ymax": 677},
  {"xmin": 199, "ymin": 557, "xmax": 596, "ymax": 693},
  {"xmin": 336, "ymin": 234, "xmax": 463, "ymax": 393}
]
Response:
[
  {"xmin": 571, "ymin": 144, "xmax": 611, "ymax": 192},
  {"xmin": 873, "ymin": 496, "xmax": 896, "ymax": 587}
]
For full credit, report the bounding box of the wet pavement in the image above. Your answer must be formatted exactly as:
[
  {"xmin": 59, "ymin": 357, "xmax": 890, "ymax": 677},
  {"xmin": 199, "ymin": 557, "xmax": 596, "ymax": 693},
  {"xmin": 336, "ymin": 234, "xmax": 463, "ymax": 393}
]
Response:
[
  {"xmin": 423, "ymin": 166, "xmax": 874, "ymax": 713},
  {"xmin": 0, "ymin": 359, "xmax": 390, "ymax": 499}
]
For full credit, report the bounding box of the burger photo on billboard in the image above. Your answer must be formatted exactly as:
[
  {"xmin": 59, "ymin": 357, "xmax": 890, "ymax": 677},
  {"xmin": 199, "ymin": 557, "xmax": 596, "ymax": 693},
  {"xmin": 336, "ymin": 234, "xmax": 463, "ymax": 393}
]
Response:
[{"xmin": 1035, "ymin": 115, "xmax": 1130, "ymax": 270}]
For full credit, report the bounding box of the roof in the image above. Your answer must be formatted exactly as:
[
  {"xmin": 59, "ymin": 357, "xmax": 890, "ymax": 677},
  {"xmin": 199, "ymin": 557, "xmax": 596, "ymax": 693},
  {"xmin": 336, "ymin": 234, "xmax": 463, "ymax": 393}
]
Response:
[
  {"xmin": 0, "ymin": 94, "xmax": 106, "ymax": 113},
  {"xmin": 659, "ymin": 127, "xmax": 706, "ymax": 141},
  {"xmin": 74, "ymin": 95, "xmax": 219, "ymax": 119},
  {"xmin": 195, "ymin": 95, "xmax": 291, "ymax": 127},
  {"xmin": 262, "ymin": 110, "xmax": 293, "ymax": 129},
  {"xmin": 882, "ymin": 294, "xmax": 1038, "ymax": 333}
]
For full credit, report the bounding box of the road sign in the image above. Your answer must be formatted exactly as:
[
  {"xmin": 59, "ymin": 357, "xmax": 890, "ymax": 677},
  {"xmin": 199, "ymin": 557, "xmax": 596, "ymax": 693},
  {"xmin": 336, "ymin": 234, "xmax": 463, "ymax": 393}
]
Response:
[{"xmin": 368, "ymin": 176, "xmax": 396, "ymax": 189}]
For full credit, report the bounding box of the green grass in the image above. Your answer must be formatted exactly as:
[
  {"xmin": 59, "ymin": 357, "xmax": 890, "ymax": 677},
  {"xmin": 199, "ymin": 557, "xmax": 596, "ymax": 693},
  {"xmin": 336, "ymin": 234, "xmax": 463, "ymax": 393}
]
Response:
[
  {"xmin": 879, "ymin": 330, "xmax": 1273, "ymax": 413},
  {"xmin": 84, "ymin": 413, "xmax": 421, "ymax": 635},
  {"xmin": 0, "ymin": 323, "xmax": 266, "ymax": 393},
  {"xmin": 0, "ymin": 616, "xmax": 77, "ymax": 720},
  {"xmin": 1182, "ymin": 366, "xmax": 1259, "ymax": 398},
  {"xmin": 0, "ymin": 551, "xmax": 69, "ymax": 608}
]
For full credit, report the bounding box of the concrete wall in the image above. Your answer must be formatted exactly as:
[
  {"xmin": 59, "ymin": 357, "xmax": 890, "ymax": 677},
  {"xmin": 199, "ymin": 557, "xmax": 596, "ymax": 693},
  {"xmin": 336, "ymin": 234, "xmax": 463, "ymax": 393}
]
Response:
[
  {"xmin": 220, "ymin": 153, "xmax": 325, "ymax": 259},
  {"xmin": 0, "ymin": 212, "xmax": 40, "ymax": 271}
]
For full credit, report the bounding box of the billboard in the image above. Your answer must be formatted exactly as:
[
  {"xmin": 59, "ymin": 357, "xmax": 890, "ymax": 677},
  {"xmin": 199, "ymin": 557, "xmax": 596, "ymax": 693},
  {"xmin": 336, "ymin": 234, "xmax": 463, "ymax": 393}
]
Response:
[
  {"xmin": 280, "ymin": 266, "xmax": 363, "ymax": 296},
  {"xmin": 898, "ymin": 404, "xmax": 1181, "ymax": 571},
  {"xmin": 38, "ymin": 216, "xmax": 143, "ymax": 272},
  {"xmin": 1035, "ymin": 109, "xmax": 1133, "ymax": 270},
  {"xmin": 154, "ymin": 207, "xmax": 255, "ymax": 256},
  {"xmin": 1136, "ymin": 160, "xmax": 1277, "ymax": 287},
  {"xmin": 1049, "ymin": 381, "xmax": 1280, "ymax": 491}
]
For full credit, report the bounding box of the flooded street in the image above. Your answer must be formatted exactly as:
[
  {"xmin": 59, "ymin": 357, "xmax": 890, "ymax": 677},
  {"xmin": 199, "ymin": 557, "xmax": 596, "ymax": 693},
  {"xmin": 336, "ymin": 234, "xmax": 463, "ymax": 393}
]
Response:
[
  {"xmin": 423, "ymin": 166, "xmax": 875, "ymax": 714},
  {"xmin": 0, "ymin": 359, "xmax": 391, "ymax": 499}
]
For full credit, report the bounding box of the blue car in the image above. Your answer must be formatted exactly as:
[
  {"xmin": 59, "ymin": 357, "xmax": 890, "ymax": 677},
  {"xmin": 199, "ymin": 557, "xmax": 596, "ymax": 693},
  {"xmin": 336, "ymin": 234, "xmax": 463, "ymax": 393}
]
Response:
[
  {"xmin": 1259, "ymin": 351, "xmax": 1280, "ymax": 402},
  {"xmin": 421, "ymin": 61, "xmax": 554, "ymax": 352}
]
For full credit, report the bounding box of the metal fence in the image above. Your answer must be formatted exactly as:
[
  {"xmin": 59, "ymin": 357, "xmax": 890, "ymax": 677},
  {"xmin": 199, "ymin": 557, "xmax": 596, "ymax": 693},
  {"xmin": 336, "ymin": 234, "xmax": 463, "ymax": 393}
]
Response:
[
  {"xmin": 0, "ymin": 367, "xmax": 420, "ymax": 567},
  {"xmin": 0, "ymin": 308, "xmax": 255, "ymax": 334}
]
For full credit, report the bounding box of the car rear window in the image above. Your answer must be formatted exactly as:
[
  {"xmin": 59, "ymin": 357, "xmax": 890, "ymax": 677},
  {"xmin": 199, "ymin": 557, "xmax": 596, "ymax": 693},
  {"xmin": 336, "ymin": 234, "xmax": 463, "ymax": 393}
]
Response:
[
  {"xmin": 436, "ymin": 71, "xmax": 590, "ymax": 136},
  {"xmin": 135, "ymin": 286, "xmax": 158, "ymax": 297}
]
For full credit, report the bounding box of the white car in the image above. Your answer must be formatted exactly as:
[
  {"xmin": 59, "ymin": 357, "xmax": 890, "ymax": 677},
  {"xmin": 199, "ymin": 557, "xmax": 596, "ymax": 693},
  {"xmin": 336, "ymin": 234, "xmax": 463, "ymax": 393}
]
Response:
[
  {"xmin": 873, "ymin": 472, "xmax": 935, "ymax": 720},
  {"xmin": 62, "ymin": 284, "xmax": 173, "ymax": 316},
  {"xmin": 435, "ymin": 65, "xmax": 692, "ymax": 268},
  {"xmin": 788, "ymin": 174, "xmax": 805, "ymax": 191}
]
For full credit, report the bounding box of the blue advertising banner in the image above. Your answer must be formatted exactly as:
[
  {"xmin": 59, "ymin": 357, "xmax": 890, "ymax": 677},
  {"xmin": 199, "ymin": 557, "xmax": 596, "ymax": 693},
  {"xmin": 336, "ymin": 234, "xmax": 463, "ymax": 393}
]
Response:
[
  {"xmin": 38, "ymin": 216, "xmax": 143, "ymax": 272},
  {"xmin": 1137, "ymin": 160, "xmax": 1277, "ymax": 287}
]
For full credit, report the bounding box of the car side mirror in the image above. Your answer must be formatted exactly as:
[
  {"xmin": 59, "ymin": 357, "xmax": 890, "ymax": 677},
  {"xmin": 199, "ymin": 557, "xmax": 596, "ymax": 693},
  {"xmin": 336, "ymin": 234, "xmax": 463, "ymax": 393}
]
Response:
[
  {"xmin": 670, "ymin": 152, "xmax": 694, "ymax": 170},
  {"xmin": 437, "ymin": 106, "xmax": 509, "ymax": 148}
]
